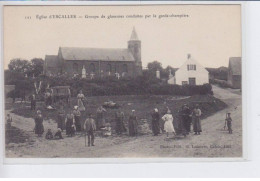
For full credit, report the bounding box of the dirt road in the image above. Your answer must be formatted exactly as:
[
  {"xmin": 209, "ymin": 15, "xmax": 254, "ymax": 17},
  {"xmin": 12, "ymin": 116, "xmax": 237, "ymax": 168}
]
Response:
[{"xmin": 5, "ymin": 85, "xmax": 242, "ymax": 158}]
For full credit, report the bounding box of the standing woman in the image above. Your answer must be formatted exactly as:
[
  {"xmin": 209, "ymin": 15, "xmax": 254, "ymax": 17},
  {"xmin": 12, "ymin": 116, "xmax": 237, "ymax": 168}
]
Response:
[
  {"xmin": 57, "ymin": 105, "xmax": 66, "ymax": 131},
  {"xmin": 192, "ymin": 104, "xmax": 202, "ymax": 135},
  {"xmin": 73, "ymin": 106, "xmax": 81, "ymax": 132},
  {"xmin": 128, "ymin": 110, "xmax": 138, "ymax": 136},
  {"xmin": 115, "ymin": 110, "xmax": 125, "ymax": 135},
  {"xmin": 65, "ymin": 110, "xmax": 75, "ymax": 137},
  {"xmin": 96, "ymin": 106, "xmax": 107, "ymax": 130},
  {"xmin": 77, "ymin": 90, "xmax": 86, "ymax": 112},
  {"xmin": 162, "ymin": 109, "xmax": 176, "ymax": 138},
  {"xmin": 34, "ymin": 110, "xmax": 44, "ymax": 137},
  {"xmin": 151, "ymin": 108, "xmax": 160, "ymax": 136}
]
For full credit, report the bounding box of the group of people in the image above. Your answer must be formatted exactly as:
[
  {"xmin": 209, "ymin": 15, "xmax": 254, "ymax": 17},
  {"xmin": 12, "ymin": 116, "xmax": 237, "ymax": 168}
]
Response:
[
  {"xmin": 150, "ymin": 104, "xmax": 203, "ymax": 139},
  {"xmin": 31, "ymin": 90, "xmax": 234, "ymax": 147}
]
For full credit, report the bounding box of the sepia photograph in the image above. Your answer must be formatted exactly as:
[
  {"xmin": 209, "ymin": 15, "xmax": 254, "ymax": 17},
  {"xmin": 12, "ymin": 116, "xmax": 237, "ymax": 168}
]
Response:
[{"xmin": 3, "ymin": 4, "xmax": 242, "ymax": 160}]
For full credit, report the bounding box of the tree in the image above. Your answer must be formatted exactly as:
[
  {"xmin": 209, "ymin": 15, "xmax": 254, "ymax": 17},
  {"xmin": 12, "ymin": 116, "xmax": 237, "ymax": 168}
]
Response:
[
  {"xmin": 8, "ymin": 58, "xmax": 32, "ymax": 75},
  {"xmin": 147, "ymin": 61, "xmax": 163, "ymax": 72},
  {"xmin": 31, "ymin": 58, "xmax": 44, "ymax": 77}
]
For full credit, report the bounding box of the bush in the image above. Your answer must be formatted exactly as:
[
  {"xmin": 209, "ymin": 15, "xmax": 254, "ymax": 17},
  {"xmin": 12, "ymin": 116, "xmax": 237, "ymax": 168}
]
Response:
[{"xmin": 209, "ymin": 78, "xmax": 230, "ymax": 88}]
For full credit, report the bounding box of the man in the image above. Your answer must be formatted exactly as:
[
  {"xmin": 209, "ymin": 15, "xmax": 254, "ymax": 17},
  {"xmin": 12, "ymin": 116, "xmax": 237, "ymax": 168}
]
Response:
[
  {"xmin": 225, "ymin": 112, "xmax": 233, "ymax": 134},
  {"xmin": 30, "ymin": 94, "xmax": 36, "ymax": 110},
  {"xmin": 84, "ymin": 113, "xmax": 96, "ymax": 146}
]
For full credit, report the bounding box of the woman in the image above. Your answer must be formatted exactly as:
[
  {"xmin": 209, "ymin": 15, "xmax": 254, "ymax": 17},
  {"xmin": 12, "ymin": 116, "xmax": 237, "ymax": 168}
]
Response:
[
  {"xmin": 192, "ymin": 104, "xmax": 202, "ymax": 135},
  {"xmin": 128, "ymin": 110, "xmax": 138, "ymax": 136},
  {"xmin": 77, "ymin": 90, "xmax": 86, "ymax": 112},
  {"xmin": 151, "ymin": 108, "xmax": 160, "ymax": 136},
  {"xmin": 73, "ymin": 106, "xmax": 81, "ymax": 132},
  {"xmin": 162, "ymin": 109, "xmax": 176, "ymax": 138},
  {"xmin": 96, "ymin": 106, "xmax": 106, "ymax": 130},
  {"xmin": 115, "ymin": 110, "xmax": 126, "ymax": 135},
  {"xmin": 65, "ymin": 110, "xmax": 75, "ymax": 137},
  {"xmin": 34, "ymin": 110, "xmax": 44, "ymax": 137},
  {"xmin": 57, "ymin": 105, "xmax": 66, "ymax": 131}
]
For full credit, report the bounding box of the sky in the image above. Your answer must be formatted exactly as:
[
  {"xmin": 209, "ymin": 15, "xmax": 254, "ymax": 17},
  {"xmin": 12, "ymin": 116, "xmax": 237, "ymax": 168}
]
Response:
[{"xmin": 4, "ymin": 5, "xmax": 241, "ymax": 69}]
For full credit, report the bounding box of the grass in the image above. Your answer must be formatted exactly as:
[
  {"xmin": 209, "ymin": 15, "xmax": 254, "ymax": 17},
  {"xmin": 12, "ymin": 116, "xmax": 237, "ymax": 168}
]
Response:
[{"xmin": 7, "ymin": 94, "xmax": 227, "ymax": 131}]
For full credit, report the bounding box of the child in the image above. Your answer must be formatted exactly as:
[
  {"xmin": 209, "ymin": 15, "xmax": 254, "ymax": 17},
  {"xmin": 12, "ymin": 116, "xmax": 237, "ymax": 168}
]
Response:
[
  {"xmin": 6, "ymin": 114, "xmax": 12, "ymax": 129},
  {"xmin": 226, "ymin": 113, "xmax": 233, "ymax": 134},
  {"xmin": 103, "ymin": 123, "xmax": 112, "ymax": 137},
  {"xmin": 54, "ymin": 128, "xmax": 63, "ymax": 139},
  {"xmin": 45, "ymin": 129, "xmax": 54, "ymax": 140},
  {"xmin": 162, "ymin": 110, "xmax": 176, "ymax": 138}
]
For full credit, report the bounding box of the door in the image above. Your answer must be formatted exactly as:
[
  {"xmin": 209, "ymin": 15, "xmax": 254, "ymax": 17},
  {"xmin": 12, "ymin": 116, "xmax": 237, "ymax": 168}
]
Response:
[{"xmin": 189, "ymin": 78, "xmax": 196, "ymax": 85}]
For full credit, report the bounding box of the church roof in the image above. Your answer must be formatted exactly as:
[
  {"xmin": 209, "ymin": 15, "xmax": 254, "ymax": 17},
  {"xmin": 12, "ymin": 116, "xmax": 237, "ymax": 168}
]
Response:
[
  {"xmin": 229, "ymin": 57, "xmax": 241, "ymax": 75},
  {"xmin": 129, "ymin": 27, "xmax": 139, "ymax": 41},
  {"xmin": 59, "ymin": 47, "xmax": 135, "ymax": 62},
  {"xmin": 45, "ymin": 55, "xmax": 59, "ymax": 67}
]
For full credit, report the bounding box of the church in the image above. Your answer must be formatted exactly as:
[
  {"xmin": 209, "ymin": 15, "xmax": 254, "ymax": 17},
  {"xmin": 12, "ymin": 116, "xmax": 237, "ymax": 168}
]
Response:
[{"xmin": 43, "ymin": 28, "xmax": 142, "ymax": 78}]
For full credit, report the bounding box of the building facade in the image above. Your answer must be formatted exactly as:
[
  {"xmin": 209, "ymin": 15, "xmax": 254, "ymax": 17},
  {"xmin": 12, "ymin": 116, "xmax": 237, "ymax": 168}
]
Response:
[
  {"xmin": 44, "ymin": 28, "xmax": 142, "ymax": 78},
  {"xmin": 227, "ymin": 57, "xmax": 241, "ymax": 89},
  {"xmin": 169, "ymin": 54, "xmax": 209, "ymax": 85}
]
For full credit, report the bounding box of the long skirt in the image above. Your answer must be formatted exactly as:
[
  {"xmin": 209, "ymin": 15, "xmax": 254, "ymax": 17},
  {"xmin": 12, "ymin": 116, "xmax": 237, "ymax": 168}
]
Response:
[
  {"xmin": 97, "ymin": 113, "xmax": 105, "ymax": 129},
  {"xmin": 78, "ymin": 99, "xmax": 85, "ymax": 112},
  {"xmin": 57, "ymin": 115, "xmax": 65, "ymax": 131},
  {"xmin": 152, "ymin": 120, "xmax": 160, "ymax": 135},
  {"xmin": 164, "ymin": 120, "xmax": 175, "ymax": 133},
  {"xmin": 193, "ymin": 117, "xmax": 202, "ymax": 132},
  {"xmin": 66, "ymin": 119, "xmax": 74, "ymax": 136},
  {"xmin": 35, "ymin": 123, "xmax": 44, "ymax": 135},
  {"xmin": 74, "ymin": 116, "xmax": 81, "ymax": 132},
  {"xmin": 115, "ymin": 119, "xmax": 125, "ymax": 134},
  {"xmin": 128, "ymin": 120, "xmax": 138, "ymax": 136}
]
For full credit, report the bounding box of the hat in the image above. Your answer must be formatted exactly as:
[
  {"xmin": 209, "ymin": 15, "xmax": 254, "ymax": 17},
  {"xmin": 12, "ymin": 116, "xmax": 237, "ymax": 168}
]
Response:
[
  {"xmin": 154, "ymin": 108, "xmax": 158, "ymax": 112},
  {"xmin": 57, "ymin": 128, "xmax": 62, "ymax": 132},
  {"xmin": 74, "ymin": 106, "xmax": 78, "ymax": 110},
  {"xmin": 37, "ymin": 110, "xmax": 41, "ymax": 114},
  {"xmin": 132, "ymin": 110, "xmax": 135, "ymax": 112}
]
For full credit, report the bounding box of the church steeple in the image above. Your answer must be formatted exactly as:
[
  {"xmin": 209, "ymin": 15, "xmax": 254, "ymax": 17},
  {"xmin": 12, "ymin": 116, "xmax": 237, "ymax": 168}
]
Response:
[
  {"xmin": 128, "ymin": 27, "xmax": 142, "ymax": 76},
  {"xmin": 130, "ymin": 27, "xmax": 139, "ymax": 40}
]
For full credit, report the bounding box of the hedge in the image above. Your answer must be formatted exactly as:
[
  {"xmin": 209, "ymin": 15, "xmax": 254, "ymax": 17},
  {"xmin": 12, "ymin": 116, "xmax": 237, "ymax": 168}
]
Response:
[{"xmin": 6, "ymin": 74, "xmax": 213, "ymax": 98}]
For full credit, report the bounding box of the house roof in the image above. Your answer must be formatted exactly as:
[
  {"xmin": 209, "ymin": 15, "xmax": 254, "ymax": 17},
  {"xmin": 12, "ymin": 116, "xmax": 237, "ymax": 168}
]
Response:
[
  {"xmin": 45, "ymin": 55, "xmax": 59, "ymax": 67},
  {"xmin": 59, "ymin": 47, "xmax": 135, "ymax": 62},
  {"xmin": 229, "ymin": 57, "xmax": 241, "ymax": 75}
]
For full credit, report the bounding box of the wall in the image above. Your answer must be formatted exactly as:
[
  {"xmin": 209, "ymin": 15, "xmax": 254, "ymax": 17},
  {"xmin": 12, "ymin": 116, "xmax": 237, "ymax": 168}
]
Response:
[
  {"xmin": 175, "ymin": 58, "xmax": 209, "ymax": 85},
  {"xmin": 62, "ymin": 60, "xmax": 136, "ymax": 78}
]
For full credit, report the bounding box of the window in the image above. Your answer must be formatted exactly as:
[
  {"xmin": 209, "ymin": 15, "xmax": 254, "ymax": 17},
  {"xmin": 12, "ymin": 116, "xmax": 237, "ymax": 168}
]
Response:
[
  {"xmin": 123, "ymin": 64, "xmax": 128, "ymax": 73},
  {"xmin": 187, "ymin": 64, "xmax": 196, "ymax": 71},
  {"xmin": 90, "ymin": 63, "xmax": 95, "ymax": 73},
  {"xmin": 73, "ymin": 63, "xmax": 78, "ymax": 73},
  {"xmin": 106, "ymin": 64, "xmax": 112, "ymax": 72}
]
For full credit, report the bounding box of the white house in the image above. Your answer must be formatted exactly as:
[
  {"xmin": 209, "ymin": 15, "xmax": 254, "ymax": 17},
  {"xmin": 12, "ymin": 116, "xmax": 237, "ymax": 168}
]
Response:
[{"xmin": 169, "ymin": 54, "xmax": 209, "ymax": 85}]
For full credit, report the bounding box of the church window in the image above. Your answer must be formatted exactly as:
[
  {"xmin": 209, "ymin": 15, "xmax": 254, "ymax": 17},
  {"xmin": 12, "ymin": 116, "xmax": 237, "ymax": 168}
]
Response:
[
  {"xmin": 123, "ymin": 64, "xmax": 128, "ymax": 73},
  {"xmin": 106, "ymin": 64, "xmax": 112, "ymax": 72},
  {"xmin": 90, "ymin": 63, "xmax": 95, "ymax": 73},
  {"xmin": 73, "ymin": 63, "xmax": 78, "ymax": 73}
]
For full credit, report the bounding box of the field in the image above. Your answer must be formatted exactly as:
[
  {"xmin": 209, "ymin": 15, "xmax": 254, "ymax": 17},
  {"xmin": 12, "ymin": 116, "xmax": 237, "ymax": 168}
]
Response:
[
  {"xmin": 4, "ymin": 86, "xmax": 242, "ymax": 158},
  {"xmin": 8, "ymin": 94, "xmax": 226, "ymax": 132}
]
